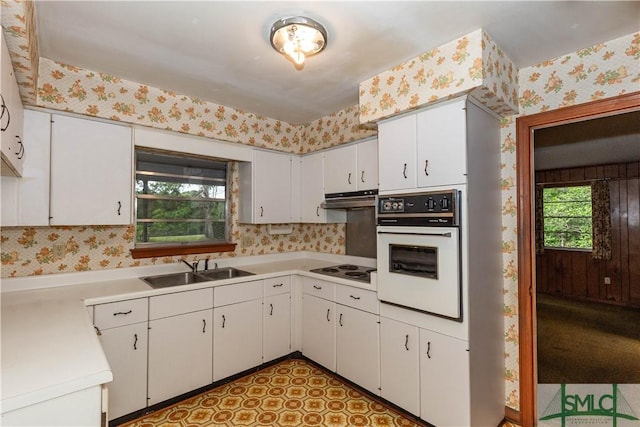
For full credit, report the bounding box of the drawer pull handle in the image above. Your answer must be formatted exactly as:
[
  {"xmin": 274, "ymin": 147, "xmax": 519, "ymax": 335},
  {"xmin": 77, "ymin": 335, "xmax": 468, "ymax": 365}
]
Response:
[
  {"xmin": 222, "ymin": 314, "xmax": 226, "ymax": 328},
  {"xmin": 348, "ymin": 172, "xmax": 352, "ymax": 185},
  {"xmin": 313, "ymin": 285, "xmax": 322, "ymax": 290},
  {"xmin": 339, "ymin": 313, "xmax": 343, "ymax": 327},
  {"xmin": 361, "ymin": 170, "xmax": 365, "ymax": 183},
  {"xmin": 270, "ymin": 303, "xmax": 274, "ymax": 316},
  {"xmin": 273, "ymin": 283, "xmax": 284, "ymax": 287},
  {"xmin": 94, "ymin": 326, "xmax": 102, "ymax": 336},
  {"xmin": 349, "ymin": 295, "xmax": 361, "ymax": 300},
  {"xmin": 260, "ymin": 206, "xmax": 264, "ymax": 217},
  {"xmin": 404, "ymin": 334, "xmax": 409, "ymax": 351},
  {"xmin": 326, "ymin": 308, "xmax": 330, "ymax": 322},
  {"xmin": 16, "ymin": 136, "xmax": 24, "ymax": 159},
  {"xmin": 113, "ymin": 310, "xmax": 132, "ymax": 316},
  {"xmin": 133, "ymin": 333, "xmax": 138, "ymax": 350},
  {"xmin": 426, "ymin": 341, "xmax": 431, "ymax": 359},
  {"xmin": 117, "ymin": 201, "xmax": 122, "ymax": 216},
  {"xmin": 316, "ymin": 206, "xmax": 320, "ymax": 217},
  {"xmin": 424, "ymin": 159, "xmax": 429, "ymax": 176},
  {"xmin": 0, "ymin": 94, "xmax": 10, "ymax": 132},
  {"xmin": 202, "ymin": 319, "xmax": 207, "ymax": 333},
  {"xmin": 403, "ymin": 163, "xmax": 407, "ymax": 179}
]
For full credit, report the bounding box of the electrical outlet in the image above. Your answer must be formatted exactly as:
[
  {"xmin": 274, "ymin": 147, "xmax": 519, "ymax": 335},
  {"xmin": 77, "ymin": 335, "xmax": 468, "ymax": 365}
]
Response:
[
  {"xmin": 604, "ymin": 276, "xmax": 611, "ymax": 285},
  {"xmin": 53, "ymin": 243, "xmax": 66, "ymax": 259},
  {"xmin": 242, "ymin": 236, "xmax": 254, "ymax": 247}
]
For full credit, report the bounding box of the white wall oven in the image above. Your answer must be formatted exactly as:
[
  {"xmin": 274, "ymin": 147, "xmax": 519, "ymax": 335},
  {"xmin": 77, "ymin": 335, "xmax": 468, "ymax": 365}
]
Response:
[{"xmin": 376, "ymin": 190, "xmax": 462, "ymax": 320}]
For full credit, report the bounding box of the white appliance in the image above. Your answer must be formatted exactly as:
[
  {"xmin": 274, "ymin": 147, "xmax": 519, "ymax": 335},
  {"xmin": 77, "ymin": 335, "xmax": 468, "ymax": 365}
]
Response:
[{"xmin": 376, "ymin": 189, "xmax": 463, "ymax": 320}]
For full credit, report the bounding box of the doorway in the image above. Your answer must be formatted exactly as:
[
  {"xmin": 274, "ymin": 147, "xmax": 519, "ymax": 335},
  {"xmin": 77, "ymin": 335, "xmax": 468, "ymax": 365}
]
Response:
[{"xmin": 515, "ymin": 92, "xmax": 640, "ymax": 427}]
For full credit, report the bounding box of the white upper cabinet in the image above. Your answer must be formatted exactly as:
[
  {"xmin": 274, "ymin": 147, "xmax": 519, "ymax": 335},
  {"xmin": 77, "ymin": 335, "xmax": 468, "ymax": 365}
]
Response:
[
  {"xmin": 49, "ymin": 114, "xmax": 132, "ymax": 225},
  {"xmin": 300, "ymin": 152, "xmax": 325, "ymax": 222},
  {"xmin": 239, "ymin": 149, "xmax": 292, "ymax": 224},
  {"xmin": 1, "ymin": 110, "xmax": 51, "ymax": 227},
  {"xmin": 416, "ymin": 97, "xmax": 467, "ymax": 187},
  {"xmin": 378, "ymin": 114, "xmax": 417, "ymax": 191},
  {"xmin": 323, "ymin": 139, "xmax": 378, "ymax": 194},
  {"xmin": 378, "ymin": 97, "xmax": 470, "ymax": 192},
  {"xmin": 324, "ymin": 144, "xmax": 357, "ymax": 194},
  {"xmin": 1, "ymin": 32, "xmax": 25, "ymax": 177}
]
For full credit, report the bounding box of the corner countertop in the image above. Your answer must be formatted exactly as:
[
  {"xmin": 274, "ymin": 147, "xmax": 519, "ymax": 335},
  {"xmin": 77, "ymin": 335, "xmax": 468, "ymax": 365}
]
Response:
[{"xmin": 0, "ymin": 252, "xmax": 377, "ymax": 415}]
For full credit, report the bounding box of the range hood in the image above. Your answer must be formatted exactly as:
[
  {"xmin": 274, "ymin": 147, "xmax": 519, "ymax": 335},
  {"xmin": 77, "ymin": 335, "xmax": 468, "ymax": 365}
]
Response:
[{"xmin": 321, "ymin": 189, "xmax": 378, "ymax": 209}]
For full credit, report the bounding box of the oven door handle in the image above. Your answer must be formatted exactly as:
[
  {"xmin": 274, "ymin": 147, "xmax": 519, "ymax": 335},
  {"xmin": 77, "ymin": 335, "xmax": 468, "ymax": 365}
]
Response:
[{"xmin": 377, "ymin": 231, "xmax": 452, "ymax": 238}]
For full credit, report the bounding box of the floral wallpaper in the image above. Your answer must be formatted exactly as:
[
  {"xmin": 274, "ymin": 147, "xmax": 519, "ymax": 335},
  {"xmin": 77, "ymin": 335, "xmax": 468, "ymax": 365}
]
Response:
[
  {"xmin": 358, "ymin": 29, "xmax": 519, "ymax": 124},
  {"xmin": 1, "ymin": 0, "xmax": 38, "ymax": 104}
]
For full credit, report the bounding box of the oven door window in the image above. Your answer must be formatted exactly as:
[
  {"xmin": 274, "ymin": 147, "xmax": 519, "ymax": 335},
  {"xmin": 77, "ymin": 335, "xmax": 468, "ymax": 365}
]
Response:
[{"xmin": 388, "ymin": 244, "xmax": 438, "ymax": 279}]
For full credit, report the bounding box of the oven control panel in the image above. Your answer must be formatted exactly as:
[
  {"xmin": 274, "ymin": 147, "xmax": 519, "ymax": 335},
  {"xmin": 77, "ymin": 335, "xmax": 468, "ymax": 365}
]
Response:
[{"xmin": 377, "ymin": 190, "xmax": 459, "ymax": 226}]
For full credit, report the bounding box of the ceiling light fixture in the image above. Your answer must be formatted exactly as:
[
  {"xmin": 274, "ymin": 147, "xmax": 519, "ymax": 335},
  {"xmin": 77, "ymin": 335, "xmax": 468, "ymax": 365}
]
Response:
[{"xmin": 270, "ymin": 16, "xmax": 327, "ymax": 70}]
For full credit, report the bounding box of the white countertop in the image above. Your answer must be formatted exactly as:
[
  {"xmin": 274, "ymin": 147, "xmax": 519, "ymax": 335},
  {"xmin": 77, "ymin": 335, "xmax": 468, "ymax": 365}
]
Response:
[{"xmin": 0, "ymin": 252, "xmax": 376, "ymax": 414}]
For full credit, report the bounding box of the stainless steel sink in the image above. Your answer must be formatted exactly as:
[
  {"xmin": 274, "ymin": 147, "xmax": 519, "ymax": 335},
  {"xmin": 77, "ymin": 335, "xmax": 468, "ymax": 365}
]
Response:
[
  {"xmin": 141, "ymin": 267, "xmax": 255, "ymax": 288},
  {"xmin": 197, "ymin": 267, "xmax": 255, "ymax": 281},
  {"xmin": 141, "ymin": 272, "xmax": 211, "ymax": 288}
]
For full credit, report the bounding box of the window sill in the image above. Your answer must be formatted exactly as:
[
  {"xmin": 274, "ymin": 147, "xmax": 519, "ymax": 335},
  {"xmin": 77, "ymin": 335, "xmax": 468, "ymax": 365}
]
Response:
[{"xmin": 130, "ymin": 242, "xmax": 237, "ymax": 259}]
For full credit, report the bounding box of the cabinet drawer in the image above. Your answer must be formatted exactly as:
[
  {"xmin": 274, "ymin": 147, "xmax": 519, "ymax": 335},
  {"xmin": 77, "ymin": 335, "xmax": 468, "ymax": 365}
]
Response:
[
  {"xmin": 336, "ymin": 285, "xmax": 379, "ymax": 314},
  {"xmin": 149, "ymin": 288, "xmax": 213, "ymax": 320},
  {"xmin": 302, "ymin": 277, "xmax": 335, "ymax": 301},
  {"xmin": 214, "ymin": 280, "xmax": 263, "ymax": 307},
  {"xmin": 94, "ymin": 298, "xmax": 148, "ymax": 329},
  {"xmin": 264, "ymin": 276, "xmax": 291, "ymax": 296}
]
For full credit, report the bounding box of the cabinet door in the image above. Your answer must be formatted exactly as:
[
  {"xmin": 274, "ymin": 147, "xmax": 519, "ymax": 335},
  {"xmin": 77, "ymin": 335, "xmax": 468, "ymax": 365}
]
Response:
[
  {"xmin": 416, "ymin": 98, "xmax": 467, "ymax": 187},
  {"xmin": 420, "ymin": 329, "xmax": 470, "ymax": 427},
  {"xmin": 253, "ymin": 150, "xmax": 291, "ymax": 223},
  {"xmin": 378, "ymin": 114, "xmax": 417, "ymax": 191},
  {"xmin": 379, "ymin": 317, "xmax": 420, "ymax": 416},
  {"xmin": 323, "ymin": 144, "xmax": 357, "ymax": 194},
  {"xmin": 213, "ymin": 299, "xmax": 262, "ymax": 381},
  {"xmin": 1, "ymin": 32, "xmax": 25, "ymax": 177},
  {"xmin": 300, "ymin": 152, "xmax": 325, "ymax": 223},
  {"xmin": 301, "ymin": 294, "xmax": 336, "ymax": 371},
  {"xmin": 50, "ymin": 114, "xmax": 132, "ymax": 225},
  {"xmin": 263, "ymin": 293, "xmax": 291, "ymax": 362},
  {"xmin": 356, "ymin": 138, "xmax": 378, "ymax": 191},
  {"xmin": 98, "ymin": 323, "xmax": 148, "ymax": 420},
  {"xmin": 148, "ymin": 309, "xmax": 213, "ymax": 405},
  {"xmin": 336, "ymin": 304, "xmax": 379, "ymax": 395}
]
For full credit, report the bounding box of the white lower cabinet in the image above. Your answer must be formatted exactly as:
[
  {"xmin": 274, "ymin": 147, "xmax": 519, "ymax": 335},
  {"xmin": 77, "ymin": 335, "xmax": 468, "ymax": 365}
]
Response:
[
  {"xmin": 302, "ymin": 293, "xmax": 336, "ymax": 371},
  {"xmin": 336, "ymin": 304, "xmax": 379, "ymax": 395},
  {"xmin": 419, "ymin": 328, "xmax": 470, "ymax": 427},
  {"xmin": 379, "ymin": 317, "xmax": 420, "ymax": 416},
  {"xmin": 98, "ymin": 323, "xmax": 148, "ymax": 420},
  {"xmin": 93, "ymin": 298, "xmax": 148, "ymax": 421},
  {"xmin": 147, "ymin": 289, "xmax": 214, "ymax": 406},
  {"xmin": 263, "ymin": 276, "xmax": 292, "ymax": 362},
  {"xmin": 213, "ymin": 280, "xmax": 263, "ymax": 381}
]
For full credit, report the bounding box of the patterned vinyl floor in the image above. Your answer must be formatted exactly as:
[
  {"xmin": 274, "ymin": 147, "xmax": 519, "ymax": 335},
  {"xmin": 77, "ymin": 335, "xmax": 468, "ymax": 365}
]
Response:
[{"xmin": 118, "ymin": 358, "xmax": 427, "ymax": 427}]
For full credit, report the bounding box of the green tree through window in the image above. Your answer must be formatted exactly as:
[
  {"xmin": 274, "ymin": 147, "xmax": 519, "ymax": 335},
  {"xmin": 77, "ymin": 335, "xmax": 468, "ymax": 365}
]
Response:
[
  {"xmin": 135, "ymin": 150, "xmax": 228, "ymax": 245},
  {"xmin": 543, "ymin": 185, "xmax": 592, "ymax": 249}
]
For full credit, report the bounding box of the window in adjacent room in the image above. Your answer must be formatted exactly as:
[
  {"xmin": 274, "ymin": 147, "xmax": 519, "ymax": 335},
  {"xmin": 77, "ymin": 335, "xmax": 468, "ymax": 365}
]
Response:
[
  {"xmin": 542, "ymin": 185, "xmax": 592, "ymax": 250},
  {"xmin": 134, "ymin": 149, "xmax": 228, "ymax": 247}
]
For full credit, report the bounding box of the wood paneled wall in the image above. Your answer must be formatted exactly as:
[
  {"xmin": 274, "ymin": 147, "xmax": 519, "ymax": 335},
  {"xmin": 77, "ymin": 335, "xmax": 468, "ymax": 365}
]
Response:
[{"xmin": 535, "ymin": 161, "xmax": 640, "ymax": 308}]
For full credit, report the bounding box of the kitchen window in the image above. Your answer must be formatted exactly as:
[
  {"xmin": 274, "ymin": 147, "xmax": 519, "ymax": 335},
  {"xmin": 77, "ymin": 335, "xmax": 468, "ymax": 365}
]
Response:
[
  {"xmin": 131, "ymin": 149, "xmax": 235, "ymax": 258},
  {"xmin": 542, "ymin": 185, "xmax": 592, "ymax": 250}
]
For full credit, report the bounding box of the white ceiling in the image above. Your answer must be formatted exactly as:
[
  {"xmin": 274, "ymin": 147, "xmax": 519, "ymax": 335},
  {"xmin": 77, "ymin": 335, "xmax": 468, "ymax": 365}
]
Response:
[{"xmin": 34, "ymin": 1, "xmax": 639, "ymax": 124}]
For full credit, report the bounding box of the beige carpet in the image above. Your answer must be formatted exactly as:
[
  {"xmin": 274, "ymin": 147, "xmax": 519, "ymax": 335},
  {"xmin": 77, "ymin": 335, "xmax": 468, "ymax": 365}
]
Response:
[{"xmin": 119, "ymin": 359, "xmax": 429, "ymax": 427}]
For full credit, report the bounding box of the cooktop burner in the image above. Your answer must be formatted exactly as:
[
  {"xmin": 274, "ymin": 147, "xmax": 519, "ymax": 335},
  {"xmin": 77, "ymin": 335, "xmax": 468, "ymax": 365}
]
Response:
[{"xmin": 310, "ymin": 264, "xmax": 375, "ymax": 283}]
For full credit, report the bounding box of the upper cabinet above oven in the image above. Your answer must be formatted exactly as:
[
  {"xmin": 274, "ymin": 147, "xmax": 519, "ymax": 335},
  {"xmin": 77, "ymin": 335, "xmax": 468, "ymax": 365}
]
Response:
[{"xmin": 377, "ymin": 96, "xmax": 495, "ymax": 193}]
